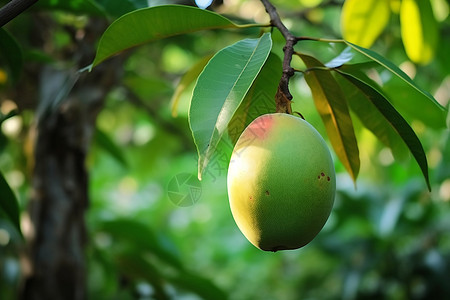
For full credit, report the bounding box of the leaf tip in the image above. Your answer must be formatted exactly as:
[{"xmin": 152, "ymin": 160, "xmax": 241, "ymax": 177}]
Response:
[{"xmin": 425, "ymin": 176, "xmax": 432, "ymax": 192}]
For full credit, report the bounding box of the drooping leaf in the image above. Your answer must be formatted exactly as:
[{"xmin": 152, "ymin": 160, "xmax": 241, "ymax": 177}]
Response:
[
  {"xmin": 400, "ymin": 0, "xmax": 438, "ymax": 64},
  {"xmin": 227, "ymin": 52, "xmax": 281, "ymax": 144},
  {"xmin": 92, "ymin": 5, "xmax": 256, "ymax": 67},
  {"xmin": 0, "ymin": 28, "xmax": 23, "ymax": 84},
  {"xmin": 94, "ymin": 128, "xmax": 128, "ymax": 167},
  {"xmin": 299, "ymin": 54, "xmax": 360, "ymax": 182},
  {"xmin": 337, "ymin": 70, "xmax": 431, "ymax": 190},
  {"xmin": 344, "ymin": 41, "xmax": 445, "ymax": 114},
  {"xmin": 189, "ymin": 33, "xmax": 272, "ymax": 180},
  {"xmin": 341, "ymin": 0, "xmax": 390, "ymax": 48},
  {"xmin": 171, "ymin": 54, "xmax": 214, "ymax": 117},
  {"xmin": 0, "ymin": 171, "xmax": 22, "ymax": 236},
  {"xmin": 335, "ymin": 71, "xmax": 408, "ymax": 161},
  {"xmin": 338, "ymin": 63, "xmax": 447, "ymax": 129}
]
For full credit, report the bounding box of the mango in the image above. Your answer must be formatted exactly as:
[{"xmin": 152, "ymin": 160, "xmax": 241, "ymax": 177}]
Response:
[{"xmin": 227, "ymin": 113, "xmax": 336, "ymax": 251}]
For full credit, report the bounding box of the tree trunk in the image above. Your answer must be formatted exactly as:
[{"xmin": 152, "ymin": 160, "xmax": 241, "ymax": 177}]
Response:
[
  {"xmin": 20, "ymin": 70, "xmax": 104, "ymax": 300},
  {"xmin": 19, "ymin": 24, "xmax": 122, "ymax": 295}
]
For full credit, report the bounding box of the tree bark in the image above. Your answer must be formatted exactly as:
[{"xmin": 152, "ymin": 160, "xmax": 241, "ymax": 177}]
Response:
[
  {"xmin": 19, "ymin": 18, "xmax": 122, "ymax": 299},
  {"xmin": 20, "ymin": 71, "xmax": 104, "ymax": 300}
]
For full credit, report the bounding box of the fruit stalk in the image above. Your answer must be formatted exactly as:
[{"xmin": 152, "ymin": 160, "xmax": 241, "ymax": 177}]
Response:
[{"xmin": 260, "ymin": 0, "xmax": 297, "ymax": 113}]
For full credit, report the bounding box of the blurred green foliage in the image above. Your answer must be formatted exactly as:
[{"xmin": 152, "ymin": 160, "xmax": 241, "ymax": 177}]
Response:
[{"xmin": 0, "ymin": 0, "xmax": 449, "ymax": 299}]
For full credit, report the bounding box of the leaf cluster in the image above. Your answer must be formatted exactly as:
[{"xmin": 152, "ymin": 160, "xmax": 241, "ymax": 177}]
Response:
[{"xmin": 90, "ymin": 4, "xmax": 445, "ymax": 189}]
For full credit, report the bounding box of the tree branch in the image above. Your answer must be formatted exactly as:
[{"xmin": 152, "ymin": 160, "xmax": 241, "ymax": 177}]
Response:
[
  {"xmin": 0, "ymin": 0, "xmax": 38, "ymax": 27},
  {"xmin": 260, "ymin": 0, "xmax": 297, "ymax": 113}
]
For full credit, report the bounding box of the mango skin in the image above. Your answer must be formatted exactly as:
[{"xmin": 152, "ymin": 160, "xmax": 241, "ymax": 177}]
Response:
[{"xmin": 227, "ymin": 113, "xmax": 336, "ymax": 251}]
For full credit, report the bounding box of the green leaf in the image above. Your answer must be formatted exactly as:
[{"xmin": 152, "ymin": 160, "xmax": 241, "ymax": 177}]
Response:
[
  {"xmin": 341, "ymin": 0, "xmax": 390, "ymax": 48},
  {"xmin": 99, "ymin": 219, "xmax": 183, "ymax": 270},
  {"xmin": 335, "ymin": 71, "xmax": 408, "ymax": 161},
  {"xmin": 94, "ymin": 128, "xmax": 128, "ymax": 167},
  {"xmin": 92, "ymin": 5, "xmax": 254, "ymax": 67},
  {"xmin": 227, "ymin": 52, "xmax": 281, "ymax": 144},
  {"xmin": 0, "ymin": 28, "xmax": 23, "ymax": 84},
  {"xmin": 189, "ymin": 33, "xmax": 272, "ymax": 180},
  {"xmin": 171, "ymin": 55, "xmax": 214, "ymax": 117},
  {"xmin": 337, "ymin": 70, "xmax": 431, "ymax": 191},
  {"xmin": 400, "ymin": 0, "xmax": 438, "ymax": 64},
  {"xmin": 299, "ymin": 54, "xmax": 360, "ymax": 182},
  {"xmin": 344, "ymin": 41, "xmax": 445, "ymax": 113},
  {"xmin": 338, "ymin": 63, "xmax": 447, "ymax": 129},
  {"xmin": 0, "ymin": 170, "xmax": 22, "ymax": 235}
]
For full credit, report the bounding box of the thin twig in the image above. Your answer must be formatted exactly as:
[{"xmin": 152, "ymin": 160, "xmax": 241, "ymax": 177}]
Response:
[
  {"xmin": 0, "ymin": 0, "xmax": 38, "ymax": 27},
  {"xmin": 260, "ymin": 0, "xmax": 297, "ymax": 113}
]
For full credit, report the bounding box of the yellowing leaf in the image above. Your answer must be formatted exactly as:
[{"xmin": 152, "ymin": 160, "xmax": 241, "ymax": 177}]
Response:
[
  {"xmin": 400, "ymin": 0, "xmax": 438, "ymax": 64},
  {"xmin": 341, "ymin": 0, "xmax": 390, "ymax": 48},
  {"xmin": 300, "ymin": 54, "xmax": 360, "ymax": 183}
]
